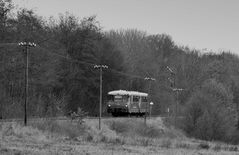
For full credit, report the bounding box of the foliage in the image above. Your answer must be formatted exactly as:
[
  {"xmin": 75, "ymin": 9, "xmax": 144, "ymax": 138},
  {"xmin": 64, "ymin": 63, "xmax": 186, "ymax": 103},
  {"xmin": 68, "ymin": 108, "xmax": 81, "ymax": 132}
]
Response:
[
  {"xmin": 198, "ymin": 142, "xmax": 210, "ymax": 149},
  {"xmin": 183, "ymin": 79, "xmax": 236, "ymax": 141},
  {"xmin": 67, "ymin": 107, "xmax": 88, "ymax": 124}
]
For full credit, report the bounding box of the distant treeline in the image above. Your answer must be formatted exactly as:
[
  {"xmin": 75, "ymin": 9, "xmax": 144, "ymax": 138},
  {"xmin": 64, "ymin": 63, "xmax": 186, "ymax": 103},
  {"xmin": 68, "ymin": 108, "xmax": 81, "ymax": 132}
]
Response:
[{"xmin": 1, "ymin": 0, "xmax": 239, "ymax": 143}]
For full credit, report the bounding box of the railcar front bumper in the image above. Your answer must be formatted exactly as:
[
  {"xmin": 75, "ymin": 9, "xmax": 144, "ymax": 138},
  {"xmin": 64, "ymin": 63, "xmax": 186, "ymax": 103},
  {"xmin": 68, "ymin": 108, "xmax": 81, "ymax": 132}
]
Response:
[{"xmin": 107, "ymin": 105, "xmax": 128, "ymax": 113}]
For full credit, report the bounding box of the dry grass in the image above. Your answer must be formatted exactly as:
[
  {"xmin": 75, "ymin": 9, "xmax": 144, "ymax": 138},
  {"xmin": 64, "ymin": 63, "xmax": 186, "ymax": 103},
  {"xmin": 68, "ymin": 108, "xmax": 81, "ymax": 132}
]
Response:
[
  {"xmin": 0, "ymin": 117, "xmax": 238, "ymax": 154},
  {"xmin": 0, "ymin": 122, "xmax": 49, "ymax": 142}
]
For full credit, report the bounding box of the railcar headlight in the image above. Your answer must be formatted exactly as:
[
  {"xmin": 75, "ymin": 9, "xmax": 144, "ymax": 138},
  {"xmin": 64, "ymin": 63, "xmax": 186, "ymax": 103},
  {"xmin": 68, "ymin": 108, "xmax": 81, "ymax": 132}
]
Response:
[
  {"xmin": 125, "ymin": 104, "xmax": 128, "ymax": 107},
  {"xmin": 108, "ymin": 104, "xmax": 111, "ymax": 107}
]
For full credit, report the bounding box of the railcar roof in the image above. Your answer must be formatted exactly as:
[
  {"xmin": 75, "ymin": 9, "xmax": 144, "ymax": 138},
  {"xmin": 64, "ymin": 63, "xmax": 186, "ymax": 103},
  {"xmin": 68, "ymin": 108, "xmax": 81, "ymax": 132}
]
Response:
[{"xmin": 108, "ymin": 90, "xmax": 148, "ymax": 97}]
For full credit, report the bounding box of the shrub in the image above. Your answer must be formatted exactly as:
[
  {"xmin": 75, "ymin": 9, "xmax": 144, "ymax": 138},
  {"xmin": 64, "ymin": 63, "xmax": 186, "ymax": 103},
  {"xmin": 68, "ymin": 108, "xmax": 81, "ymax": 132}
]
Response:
[
  {"xmin": 183, "ymin": 79, "xmax": 236, "ymax": 142},
  {"xmin": 83, "ymin": 121, "xmax": 118, "ymax": 143},
  {"xmin": 110, "ymin": 120, "xmax": 130, "ymax": 134},
  {"xmin": 213, "ymin": 143, "xmax": 221, "ymax": 152},
  {"xmin": 161, "ymin": 138, "xmax": 172, "ymax": 148},
  {"xmin": 140, "ymin": 138, "xmax": 151, "ymax": 146},
  {"xmin": 221, "ymin": 145, "xmax": 238, "ymax": 152},
  {"xmin": 175, "ymin": 142, "xmax": 191, "ymax": 149},
  {"xmin": 226, "ymin": 129, "xmax": 239, "ymax": 144},
  {"xmin": 198, "ymin": 142, "xmax": 210, "ymax": 149},
  {"xmin": 108, "ymin": 119, "xmax": 163, "ymax": 139},
  {"xmin": 30, "ymin": 119, "xmax": 85, "ymax": 139},
  {"xmin": 67, "ymin": 107, "xmax": 88, "ymax": 124},
  {"xmin": 0, "ymin": 123, "xmax": 48, "ymax": 142},
  {"xmin": 228, "ymin": 146, "xmax": 238, "ymax": 152}
]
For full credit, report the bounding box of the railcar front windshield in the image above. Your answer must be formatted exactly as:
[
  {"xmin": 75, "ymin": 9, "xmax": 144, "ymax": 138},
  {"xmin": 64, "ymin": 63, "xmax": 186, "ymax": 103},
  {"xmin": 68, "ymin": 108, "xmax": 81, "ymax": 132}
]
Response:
[{"xmin": 108, "ymin": 95, "xmax": 129, "ymax": 102}]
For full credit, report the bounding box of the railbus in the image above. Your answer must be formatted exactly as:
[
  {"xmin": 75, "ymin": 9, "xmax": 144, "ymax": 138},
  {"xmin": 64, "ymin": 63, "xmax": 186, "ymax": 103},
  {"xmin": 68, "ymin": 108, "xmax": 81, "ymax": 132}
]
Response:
[{"xmin": 106, "ymin": 90, "xmax": 149, "ymax": 116}]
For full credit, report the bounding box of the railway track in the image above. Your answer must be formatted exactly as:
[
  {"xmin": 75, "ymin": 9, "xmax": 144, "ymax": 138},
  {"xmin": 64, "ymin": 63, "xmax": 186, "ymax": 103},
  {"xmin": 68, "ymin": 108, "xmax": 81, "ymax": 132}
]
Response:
[{"xmin": 0, "ymin": 115, "xmax": 164, "ymax": 123}]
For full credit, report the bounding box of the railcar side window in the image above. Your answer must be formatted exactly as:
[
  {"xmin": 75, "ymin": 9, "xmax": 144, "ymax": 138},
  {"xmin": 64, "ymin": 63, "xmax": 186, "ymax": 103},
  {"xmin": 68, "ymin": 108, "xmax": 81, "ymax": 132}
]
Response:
[
  {"xmin": 123, "ymin": 95, "xmax": 129, "ymax": 101},
  {"xmin": 142, "ymin": 97, "xmax": 148, "ymax": 102},
  {"xmin": 133, "ymin": 96, "xmax": 139, "ymax": 102}
]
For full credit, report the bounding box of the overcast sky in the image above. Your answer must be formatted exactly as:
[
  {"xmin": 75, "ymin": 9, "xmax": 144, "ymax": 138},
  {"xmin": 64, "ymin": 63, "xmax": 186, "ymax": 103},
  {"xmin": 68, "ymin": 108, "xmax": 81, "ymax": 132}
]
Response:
[{"xmin": 13, "ymin": 0, "xmax": 239, "ymax": 54}]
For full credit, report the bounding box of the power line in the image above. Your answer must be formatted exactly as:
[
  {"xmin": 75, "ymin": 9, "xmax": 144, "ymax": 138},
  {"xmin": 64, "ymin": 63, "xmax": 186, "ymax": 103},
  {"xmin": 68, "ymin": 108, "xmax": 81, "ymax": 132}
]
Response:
[
  {"xmin": 0, "ymin": 43, "xmax": 172, "ymax": 91},
  {"xmin": 37, "ymin": 45, "xmax": 154, "ymax": 81},
  {"xmin": 0, "ymin": 36, "xmax": 52, "ymax": 47},
  {"xmin": 37, "ymin": 37, "xmax": 53, "ymax": 45},
  {"xmin": 0, "ymin": 43, "xmax": 18, "ymax": 47},
  {"xmin": 109, "ymin": 69, "xmax": 145, "ymax": 80},
  {"xmin": 0, "ymin": 42, "xmax": 165, "ymax": 88},
  {"xmin": 36, "ymin": 46, "xmax": 96, "ymax": 67},
  {"xmin": 0, "ymin": 43, "xmax": 18, "ymax": 45}
]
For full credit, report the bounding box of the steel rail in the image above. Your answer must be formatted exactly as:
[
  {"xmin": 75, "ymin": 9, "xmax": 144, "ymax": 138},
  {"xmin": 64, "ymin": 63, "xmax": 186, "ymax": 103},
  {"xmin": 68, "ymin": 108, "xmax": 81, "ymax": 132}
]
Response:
[{"xmin": 0, "ymin": 115, "xmax": 164, "ymax": 123}]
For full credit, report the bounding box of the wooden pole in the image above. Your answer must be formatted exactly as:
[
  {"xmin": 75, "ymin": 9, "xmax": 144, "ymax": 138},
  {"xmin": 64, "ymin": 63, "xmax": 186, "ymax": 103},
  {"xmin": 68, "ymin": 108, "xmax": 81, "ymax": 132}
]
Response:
[
  {"xmin": 18, "ymin": 42, "xmax": 36, "ymax": 126},
  {"xmin": 24, "ymin": 45, "xmax": 29, "ymax": 126},
  {"xmin": 99, "ymin": 67, "xmax": 102, "ymax": 130},
  {"xmin": 94, "ymin": 64, "xmax": 108, "ymax": 130}
]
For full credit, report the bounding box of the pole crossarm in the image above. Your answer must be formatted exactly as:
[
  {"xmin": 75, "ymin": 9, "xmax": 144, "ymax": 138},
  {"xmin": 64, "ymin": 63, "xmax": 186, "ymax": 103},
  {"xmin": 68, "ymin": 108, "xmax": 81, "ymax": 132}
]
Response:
[
  {"xmin": 18, "ymin": 42, "xmax": 37, "ymax": 47},
  {"xmin": 172, "ymin": 88, "xmax": 184, "ymax": 91},
  {"xmin": 144, "ymin": 77, "xmax": 156, "ymax": 81},
  {"xmin": 94, "ymin": 65, "xmax": 108, "ymax": 69}
]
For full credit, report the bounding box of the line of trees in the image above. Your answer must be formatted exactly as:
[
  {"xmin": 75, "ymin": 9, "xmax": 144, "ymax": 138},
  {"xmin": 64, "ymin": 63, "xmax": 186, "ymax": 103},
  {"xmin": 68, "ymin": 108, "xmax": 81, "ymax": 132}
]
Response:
[{"xmin": 1, "ymin": 0, "xmax": 239, "ymax": 143}]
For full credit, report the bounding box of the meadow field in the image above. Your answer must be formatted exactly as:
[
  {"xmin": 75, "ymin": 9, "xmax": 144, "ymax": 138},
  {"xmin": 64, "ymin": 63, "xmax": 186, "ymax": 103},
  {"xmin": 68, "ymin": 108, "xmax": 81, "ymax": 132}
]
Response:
[{"xmin": 0, "ymin": 117, "xmax": 238, "ymax": 155}]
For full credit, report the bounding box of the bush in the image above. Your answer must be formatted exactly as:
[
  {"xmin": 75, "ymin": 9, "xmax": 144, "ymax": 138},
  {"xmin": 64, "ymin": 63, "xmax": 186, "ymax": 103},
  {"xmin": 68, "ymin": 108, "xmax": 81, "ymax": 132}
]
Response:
[
  {"xmin": 228, "ymin": 146, "xmax": 238, "ymax": 152},
  {"xmin": 213, "ymin": 143, "xmax": 221, "ymax": 152},
  {"xmin": 226, "ymin": 129, "xmax": 239, "ymax": 144},
  {"xmin": 198, "ymin": 142, "xmax": 210, "ymax": 149},
  {"xmin": 30, "ymin": 119, "xmax": 85, "ymax": 139},
  {"xmin": 161, "ymin": 138, "xmax": 172, "ymax": 148},
  {"xmin": 183, "ymin": 79, "xmax": 236, "ymax": 142},
  {"xmin": 108, "ymin": 119, "xmax": 163, "ymax": 138},
  {"xmin": 175, "ymin": 142, "xmax": 191, "ymax": 149},
  {"xmin": 0, "ymin": 123, "xmax": 48, "ymax": 142}
]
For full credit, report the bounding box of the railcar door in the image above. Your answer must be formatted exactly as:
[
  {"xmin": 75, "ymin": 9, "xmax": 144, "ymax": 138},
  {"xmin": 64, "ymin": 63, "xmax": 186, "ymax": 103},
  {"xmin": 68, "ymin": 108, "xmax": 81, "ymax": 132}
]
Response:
[
  {"xmin": 139, "ymin": 96, "xmax": 148, "ymax": 113},
  {"xmin": 129, "ymin": 95, "xmax": 140, "ymax": 113}
]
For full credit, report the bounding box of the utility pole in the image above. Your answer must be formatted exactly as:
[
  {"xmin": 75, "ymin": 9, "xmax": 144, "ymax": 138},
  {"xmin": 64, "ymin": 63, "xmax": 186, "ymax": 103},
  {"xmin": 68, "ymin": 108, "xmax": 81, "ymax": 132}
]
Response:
[
  {"xmin": 18, "ymin": 42, "xmax": 36, "ymax": 126},
  {"xmin": 166, "ymin": 66, "xmax": 183, "ymax": 127},
  {"xmin": 172, "ymin": 88, "xmax": 183, "ymax": 126},
  {"xmin": 144, "ymin": 77, "xmax": 155, "ymax": 125},
  {"xmin": 94, "ymin": 64, "xmax": 108, "ymax": 130}
]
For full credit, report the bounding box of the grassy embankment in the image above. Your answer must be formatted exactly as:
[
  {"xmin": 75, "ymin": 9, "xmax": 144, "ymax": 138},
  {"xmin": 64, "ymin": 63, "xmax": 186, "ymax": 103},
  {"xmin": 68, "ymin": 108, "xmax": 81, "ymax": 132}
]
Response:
[{"xmin": 0, "ymin": 117, "xmax": 238, "ymax": 154}]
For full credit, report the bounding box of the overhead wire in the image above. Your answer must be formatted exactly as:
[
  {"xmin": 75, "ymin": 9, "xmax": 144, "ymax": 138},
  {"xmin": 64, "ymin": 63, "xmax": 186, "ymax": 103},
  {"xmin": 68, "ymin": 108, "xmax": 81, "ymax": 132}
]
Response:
[
  {"xmin": 0, "ymin": 36, "xmax": 54, "ymax": 47},
  {"xmin": 22, "ymin": 36, "xmax": 157, "ymax": 80},
  {"xmin": 109, "ymin": 69, "xmax": 145, "ymax": 80},
  {"xmin": 0, "ymin": 42, "xmax": 171, "ymax": 89},
  {"xmin": 0, "ymin": 43, "xmax": 18, "ymax": 47},
  {"xmin": 36, "ymin": 45, "xmax": 150, "ymax": 80},
  {"xmin": 36, "ymin": 46, "xmax": 95, "ymax": 67},
  {"xmin": 0, "ymin": 42, "xmax": 179, "ymax": 92},
  {"xmin": 37, "ymin": 37, "xmax": 53, "ymax": 45}
]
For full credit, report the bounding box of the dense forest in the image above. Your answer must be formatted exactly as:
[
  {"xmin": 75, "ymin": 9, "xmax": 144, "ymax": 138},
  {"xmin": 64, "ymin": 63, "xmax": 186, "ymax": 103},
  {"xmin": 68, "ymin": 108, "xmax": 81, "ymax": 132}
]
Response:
[{"xmin": 1, "ymin": 0, "xmax": 239, "ymax": 143}]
